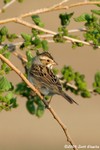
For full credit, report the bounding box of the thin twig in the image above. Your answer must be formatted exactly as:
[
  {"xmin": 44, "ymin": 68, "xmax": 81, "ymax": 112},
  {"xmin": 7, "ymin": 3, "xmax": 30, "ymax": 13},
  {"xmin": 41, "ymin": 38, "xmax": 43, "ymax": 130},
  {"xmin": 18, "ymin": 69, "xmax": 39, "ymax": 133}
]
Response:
[
  {"xmin": 68, "ymin": 28, "xmax": 87, "ymax": 33},
  {"xmin": 0, "ymin": 0, "xmax": 16, "ymax": 14},
  {"xmin": 49, "ymin": 0, "xmax": 69, "ymax": 9},
  {"xmin": 0, "ymin": 53, "xmax": 78, "ymax": 150},
  {"xmin": 18, "ymin": 1, "xmax": 100, "ymax": 18},
  {"xmin": 0, "ymin": 1, "xmax": 100, "ymax": 23}
]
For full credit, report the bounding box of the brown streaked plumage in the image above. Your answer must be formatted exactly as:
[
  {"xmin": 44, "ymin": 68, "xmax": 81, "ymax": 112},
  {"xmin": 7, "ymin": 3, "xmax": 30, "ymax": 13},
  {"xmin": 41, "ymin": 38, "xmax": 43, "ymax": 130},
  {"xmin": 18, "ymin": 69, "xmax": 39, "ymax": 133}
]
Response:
[{"xmin": 28, "ymin": 52, "xmax": 78, "ymax": 105}]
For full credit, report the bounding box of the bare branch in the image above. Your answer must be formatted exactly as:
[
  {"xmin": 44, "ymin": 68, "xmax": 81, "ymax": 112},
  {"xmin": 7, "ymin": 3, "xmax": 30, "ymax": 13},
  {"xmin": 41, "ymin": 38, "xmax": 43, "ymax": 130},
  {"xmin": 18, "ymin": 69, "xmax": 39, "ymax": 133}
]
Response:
[{"xmin": 20, "ymin": 1, "xmax": 100, "ymax": 18}]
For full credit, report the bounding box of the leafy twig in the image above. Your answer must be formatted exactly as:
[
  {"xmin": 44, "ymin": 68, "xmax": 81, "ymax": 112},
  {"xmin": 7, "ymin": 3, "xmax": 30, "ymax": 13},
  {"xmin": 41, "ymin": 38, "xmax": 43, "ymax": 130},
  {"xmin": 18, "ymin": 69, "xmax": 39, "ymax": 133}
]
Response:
[
  {"xmin": 0, "ymin": 1, "xmax": 100, "ymax": 48},
  {"xmin": 0, "ymin": 53, "xmax": 78, "ymax": 150},
  {"xmin": 14, "ymin": 19, "xmax": 98, "ymax": 47}
]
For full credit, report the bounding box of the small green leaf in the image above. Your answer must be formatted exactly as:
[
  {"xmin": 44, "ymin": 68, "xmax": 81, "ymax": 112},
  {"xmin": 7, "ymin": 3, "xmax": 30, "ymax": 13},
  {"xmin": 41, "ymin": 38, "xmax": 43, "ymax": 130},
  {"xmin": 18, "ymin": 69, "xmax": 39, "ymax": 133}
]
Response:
[
  {"xmin": 91, "ymin": 9, "xmax": 100, "ymax": 15},
  {"xmin": 94, "ymin": 87, "xmax": 100, "ymax": 94},
  {"xmin": 53, "ymin": 34, "xmax": 65, "ymax": 43},
  {"xmin": 0, "ymin": 76, "xmax": 12, "ymax": 92},
  {"xmin": 36, "ymin": 105, "xmax": 45, "ymax": 117},
  {"xmin": 4, "ymin": 0, "xmax": 11, "ymax": 4},
  {"xmin": 26, "ymin": 50, "xmax": 33, "ymax": 62},
  {"xmin": 5, "ymin": 92, "xmax": 13, "ymax": 102},
  {"xmin": 26, "ymin": 100, "xmax": 36, "ymax": 115},
  {"xmin": 0, "ymin": 26, "xmax": 8, "ymax": 35},
  {"xmin": 0, "ymin": 35, "xmax": 6, "ymax": 43},
  {"xmin": 7, "ymin": 33, "xmax": 18, "ymax": 41},
  {"xmin": 74, "ymin": 14, "xmax": 85, "ymax": 22},
  {"xmin": 31, "ymin": 15, "xmax": 44, "ymax": 27},
  {"xmin": 1, "ymin": 61, "xmax": 11, "ymax": 74},
  {"xmin": 94, "ymin": 72, "xmax": 100, "ymax": 87},
  {"xmin": 0, "ymin": 45, "xmax": 8, "ymax": 54},
  {"xmin": 26, "ymin": 50, "xmax": 33, "ymax": 69},
  {"xmin": 61, "ymin": 66, "xmax": 75, "ymax": 82},
  {"xmin": 32, "ymin": 37, "xmax": 42, "ymax": 49},
  {"xmin": 21, "ymin": 33, "xmax": 32, "ymax": 42},
  {"xmin": 32, "ymin": 28, "xmax": 38, "ymax": 36},
  {"xmin": 74, "ymin": 13, "xmax": 90, "ymax": 22},
  {"xmin": 59, "ymin": 12, "xmax": 74, "ymax": 26},
  {"xmin": 81, "ymin": 90, "xmax": 91, "ymax": 98},
  {"xmin": 41, "ymin": 40, "xmax": 48, "ymax": 51},
  {"xmin": 4, "ymin": 51, "xmax": 11, "ymax": 59},
  {"xmin": 15, "ymin": 82, "xmax": 31, "ymax": 98}
]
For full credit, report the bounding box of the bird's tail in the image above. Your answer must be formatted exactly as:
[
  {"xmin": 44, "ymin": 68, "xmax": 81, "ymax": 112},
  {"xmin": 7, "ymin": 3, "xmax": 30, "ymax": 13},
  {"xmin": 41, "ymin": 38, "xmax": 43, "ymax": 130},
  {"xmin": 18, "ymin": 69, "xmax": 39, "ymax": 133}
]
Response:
[{"xmin": 61, "ymin": 91, "xmax": 78, "ymax": 105}]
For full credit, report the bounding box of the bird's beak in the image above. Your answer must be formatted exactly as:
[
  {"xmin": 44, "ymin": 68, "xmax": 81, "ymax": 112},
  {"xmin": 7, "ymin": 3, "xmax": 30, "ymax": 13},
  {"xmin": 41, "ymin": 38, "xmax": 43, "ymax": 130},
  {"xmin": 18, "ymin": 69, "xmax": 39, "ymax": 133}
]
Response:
[{"xmin": 53, "ymin": 61, "xmax": 58, "ymax": 66}]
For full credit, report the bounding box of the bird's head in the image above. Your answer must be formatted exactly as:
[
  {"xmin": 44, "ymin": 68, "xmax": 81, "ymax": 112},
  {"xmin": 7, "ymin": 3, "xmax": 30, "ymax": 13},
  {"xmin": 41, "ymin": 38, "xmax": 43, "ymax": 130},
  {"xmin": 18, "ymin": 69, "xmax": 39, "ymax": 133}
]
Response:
[{"xmin": 37, "ymin": 52, "xmax": 57, "ymax": 68}]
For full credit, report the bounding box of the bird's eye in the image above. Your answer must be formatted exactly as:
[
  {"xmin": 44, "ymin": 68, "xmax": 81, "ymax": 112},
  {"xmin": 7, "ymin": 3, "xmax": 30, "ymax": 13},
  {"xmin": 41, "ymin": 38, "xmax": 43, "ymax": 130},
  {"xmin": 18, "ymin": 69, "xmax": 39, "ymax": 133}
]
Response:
[{"xmin": 47, "ymin": 59, "xmax": 50, "ymax": 62}]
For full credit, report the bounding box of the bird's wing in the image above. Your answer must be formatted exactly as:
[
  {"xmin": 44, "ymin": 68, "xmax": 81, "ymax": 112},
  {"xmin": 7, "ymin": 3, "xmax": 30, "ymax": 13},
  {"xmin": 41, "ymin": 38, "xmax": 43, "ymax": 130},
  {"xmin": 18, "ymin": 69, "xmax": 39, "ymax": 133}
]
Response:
[{"xmin": 29, "ymin": 64, "xmax": 62, "ymax": 93}]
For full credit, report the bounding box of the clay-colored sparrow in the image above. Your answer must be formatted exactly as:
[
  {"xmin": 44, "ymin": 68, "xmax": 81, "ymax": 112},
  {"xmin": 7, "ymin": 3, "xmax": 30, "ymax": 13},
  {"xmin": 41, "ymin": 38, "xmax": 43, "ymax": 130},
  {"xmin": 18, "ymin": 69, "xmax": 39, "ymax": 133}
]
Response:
[{"xmin": 28, "ymin": 52, "xmax": 78, "ymax": 105}]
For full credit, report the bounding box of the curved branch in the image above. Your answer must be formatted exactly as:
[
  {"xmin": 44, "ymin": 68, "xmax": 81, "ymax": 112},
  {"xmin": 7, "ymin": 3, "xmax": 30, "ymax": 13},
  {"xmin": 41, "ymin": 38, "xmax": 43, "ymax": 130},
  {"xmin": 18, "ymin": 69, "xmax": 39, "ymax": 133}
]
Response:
[
  {"xmin": 0, "ymin": 1, "xmax": 100, "ymax": 23},
  {"xmin": 20, "ymin": 1, "xmax": 100, "ymax": 18},
  {"xmin": 0, "ymin": 54, "xmax": 78, "ymax": 150}
]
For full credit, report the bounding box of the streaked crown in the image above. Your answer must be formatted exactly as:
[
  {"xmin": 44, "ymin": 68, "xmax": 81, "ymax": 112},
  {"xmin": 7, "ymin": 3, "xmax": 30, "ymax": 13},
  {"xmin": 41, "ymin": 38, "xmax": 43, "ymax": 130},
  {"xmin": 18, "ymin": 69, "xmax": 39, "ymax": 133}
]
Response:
[{"xmin": 38, "ymin": 52, "xmax": 57, "ymax": 68}]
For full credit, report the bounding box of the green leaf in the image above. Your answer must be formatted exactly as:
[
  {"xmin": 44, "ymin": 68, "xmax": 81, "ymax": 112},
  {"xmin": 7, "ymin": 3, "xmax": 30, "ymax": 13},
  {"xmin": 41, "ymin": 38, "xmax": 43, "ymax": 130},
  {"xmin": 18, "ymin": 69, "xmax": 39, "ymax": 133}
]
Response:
[
  {"xmin": 32, "ymin": 37, "xmax": 42, "ymax": 49},
  {"xmin": 0, "ymin": 35, "xmax": 6, "ymax": 43},
  {"xmin": 7, "ymin": 33, "xmax": 18, "ymax": 41},
  {"xmin": 36, "ymin": 105, "xmax": 45, "ymax": 117},
  {"xmin": 4, "ymin": 0, "xmax": 11, "ymax": 4},
  {"xmin": 31, "ymin": 15, "xmax": 44, "ymax": 27},
  {"xmin": 0, "ymin": 92, "xmax": 18, "ymax": 111},
  {"xmin": 21, "ymin": 33, "xmax": 32, "ymax": 42},
  {"xmin": 0, "ymin": 45, "xmax": 8, "ymax": 54},
  {"xmin": 53, "ymin": 34, "xmax": 65, "ymax": 43},
  {"xmin": 26, "ymin": 50, "xmax": 33, "ymax": 69},
  {"xmin": 0, "ymin": 76, "xmax": 12, "ymax": 92},
  {"xmin": 81, "ymin": 90, "xmax": 91, "ymax": 98},
  {"xmin": 1, "ymin": 61, "xmax": 11, "ymax": 74},
  {"xmin": 0, "ymin": 26, "xmax": 8, "ymax": 35},
  {"xmin": 26, "ymin": 50, "xmax": 33, "ymax": 62},
  {"xmin": 94, "ymin": 87, "xmax": 100, "ymax": 94},
  {"xmin": 4, "ymin": 51, "xmax": 11, "ymax": 59},
  {"xmin": 5, "ymin": 92, "xmax": 13, "ymax": 102},
  {"xmin": 74, "ymin": 13, "xmax": 90, "ymax": 22},
  {"xmin": 15, "ymin": 82, "xmax": 31, "ymax": 98},
  {"xmin": 41, "ymin": 40, "xmax": 48, "ymax": 51},
  {"xmin": 61, "ymin": 66, "xmax": 75, "ymax": 82},
  {"xmin": 59, "ymin": 12, "xmax": 74, "ymax": 26},
  {"xmin": 32, "ymin": 28, "xmax": 38, "ymax": 36},
  {"xmin": 94, "ymin": 72, "xmax": 100, "ymax": 87},
  {"xmin": 26, "ymin": 100, "xmax": 36, "ymax": 115},
  {"xmin": 91, "ymin": 9, "xmax": 100, "ymax": 15}
]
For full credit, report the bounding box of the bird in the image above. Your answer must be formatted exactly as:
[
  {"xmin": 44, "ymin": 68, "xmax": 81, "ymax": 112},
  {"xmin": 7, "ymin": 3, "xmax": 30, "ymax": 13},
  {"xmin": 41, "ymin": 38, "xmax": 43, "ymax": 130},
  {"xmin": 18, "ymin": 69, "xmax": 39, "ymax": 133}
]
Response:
[{"xmin": 28, "ymin": 52, "xmax": 78, "ymax": 105}]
